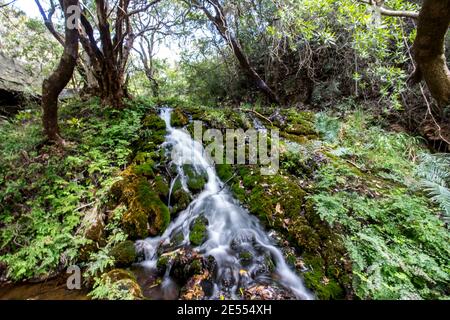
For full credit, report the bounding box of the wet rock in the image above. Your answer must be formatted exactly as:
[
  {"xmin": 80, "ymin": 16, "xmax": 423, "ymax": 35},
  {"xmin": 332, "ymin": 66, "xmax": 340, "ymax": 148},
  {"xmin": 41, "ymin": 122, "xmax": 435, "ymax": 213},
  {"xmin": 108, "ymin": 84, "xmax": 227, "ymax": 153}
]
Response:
[
  {"xmin": 110, "ymin": 240, "xmax": 137, "ymax": 267},
  {"xmin": 156, "ymin": 252, "xmax": 173, "ymax": 274},
  {"xmin": 179, "ymin": 272, "xmax": 210, "ymax": 300},
  {"xmin": 179, "ymin": 255, "xmax": 217, "ymax": 300},
  {"xmin": 238, "ymin": 250, "xmax": 254, "ymax": 267},
  {"xmin": 157, "ymin": 248, "xmax": 214, "ymax": 287},
  {"xmin": 220, "ymin": 267, "xmax": 236, "ymax": 289},
  {"xmin": 243, "ymin": 284, "xmax": 297, "ymax": 300}
]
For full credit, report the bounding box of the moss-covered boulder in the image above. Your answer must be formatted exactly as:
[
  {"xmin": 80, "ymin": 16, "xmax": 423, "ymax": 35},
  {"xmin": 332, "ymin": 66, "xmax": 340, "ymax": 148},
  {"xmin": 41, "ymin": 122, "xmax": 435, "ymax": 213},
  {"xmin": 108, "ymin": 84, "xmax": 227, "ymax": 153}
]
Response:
[
  {"xmin": 112, "ymin": 169, "xmax": 170, "ymax": 239},
  {"xmin": 102, "ymin": 269, "xmax": 143, "ymax": 300},
  {"xmin": 183, "ymin": 164, "xmax": 207, "ymax": 194},
  {"xmin": 189, "ymin": 216, "xmax": 208, "ymax": 246},
  {"xmin": 154, "ymin": 174, "xmax": 169, "ymax": 202},
  {"xmin": 156, "ymin": 248, "xmax": 209, "ymax": 285},
  {"xmin": 110, "ymin": 240, "xmax": 137, "ymax": 267},
  {"xmin": 171, "ymin": 188, "xmax": 191, "ymax": 214},
  {"xmin": 171, "ymin": 108, "xmax": 189, "ymax": 127}
]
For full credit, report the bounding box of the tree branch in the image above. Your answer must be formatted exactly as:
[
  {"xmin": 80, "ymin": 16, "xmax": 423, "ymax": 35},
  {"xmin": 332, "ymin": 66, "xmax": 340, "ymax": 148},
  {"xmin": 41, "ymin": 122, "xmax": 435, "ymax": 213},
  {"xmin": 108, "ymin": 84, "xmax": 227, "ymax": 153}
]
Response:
[{"xmin": 358, "ymin": 0, "xmax": 419, "ymax": 19}]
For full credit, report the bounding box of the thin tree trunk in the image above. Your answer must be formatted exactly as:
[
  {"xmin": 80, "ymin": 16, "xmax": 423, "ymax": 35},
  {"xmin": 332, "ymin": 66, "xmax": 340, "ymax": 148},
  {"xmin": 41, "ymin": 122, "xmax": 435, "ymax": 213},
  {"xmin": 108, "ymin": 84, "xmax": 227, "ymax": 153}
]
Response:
[
  {"xmin": 41, "ymin": 0, "xmax": 79, "ymax": 143},
  {"xmin": 225, "ymin": 34, "xmax": 279, "ymax": 103},
  {"xmin": 412, "ymin": 0, "xmax": 450, "ymax": 107},
  {"xmin": 197, "ymin": 0, "xmax": 279, "ymax": 104}
]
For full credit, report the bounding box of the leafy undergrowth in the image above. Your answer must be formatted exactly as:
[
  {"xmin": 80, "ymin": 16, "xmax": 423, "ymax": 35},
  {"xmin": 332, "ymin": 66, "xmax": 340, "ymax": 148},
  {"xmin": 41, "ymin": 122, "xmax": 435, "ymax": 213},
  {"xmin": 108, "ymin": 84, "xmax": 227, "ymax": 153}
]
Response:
[
  {"xmin": 0, "ymin": 97, "xmax": 154, "ymax": 281},
  {"xmin": 311, "ymin": 111, "xmax": 450, "ymax": 299}
]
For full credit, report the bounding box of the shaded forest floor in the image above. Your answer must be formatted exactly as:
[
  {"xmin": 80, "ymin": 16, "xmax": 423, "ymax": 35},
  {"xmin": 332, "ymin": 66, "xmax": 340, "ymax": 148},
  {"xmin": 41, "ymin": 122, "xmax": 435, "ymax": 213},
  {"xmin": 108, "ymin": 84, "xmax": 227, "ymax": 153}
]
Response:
[{"xmin": 0, "ymin": 97, "xmax": 449, "ymax": 300}]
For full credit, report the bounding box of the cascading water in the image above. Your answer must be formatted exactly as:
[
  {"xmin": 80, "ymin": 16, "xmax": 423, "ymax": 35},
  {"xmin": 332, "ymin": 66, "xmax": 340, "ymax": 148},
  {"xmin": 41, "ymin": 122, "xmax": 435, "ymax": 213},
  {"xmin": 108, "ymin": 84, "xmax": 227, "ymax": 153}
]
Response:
[{"xmin": 135, "ymin": 108, "xmax": 313, "ymax": 300}]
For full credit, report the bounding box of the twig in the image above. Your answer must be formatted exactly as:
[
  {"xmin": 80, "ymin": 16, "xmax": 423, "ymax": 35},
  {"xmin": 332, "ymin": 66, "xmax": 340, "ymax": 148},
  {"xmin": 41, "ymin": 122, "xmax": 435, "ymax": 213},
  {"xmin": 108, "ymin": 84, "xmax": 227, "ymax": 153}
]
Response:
[
  {"xmin": 217, "ymin": 172, "xmax": 237, "ymax": 193},
  {"xmin": 75, "ymin": 201, "xmax": 96, "ymax": 211},
  {"xmin": 238, "ymin": 108, "xmax": 273, "ymax": 126}
]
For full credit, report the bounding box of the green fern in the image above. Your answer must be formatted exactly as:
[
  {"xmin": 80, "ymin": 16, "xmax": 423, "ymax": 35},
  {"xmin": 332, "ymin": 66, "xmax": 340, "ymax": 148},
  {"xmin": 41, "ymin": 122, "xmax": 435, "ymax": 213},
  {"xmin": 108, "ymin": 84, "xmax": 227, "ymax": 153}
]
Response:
[{"xmin": 416, "ymin": 153, "xmax": 450, "ymax": 223}]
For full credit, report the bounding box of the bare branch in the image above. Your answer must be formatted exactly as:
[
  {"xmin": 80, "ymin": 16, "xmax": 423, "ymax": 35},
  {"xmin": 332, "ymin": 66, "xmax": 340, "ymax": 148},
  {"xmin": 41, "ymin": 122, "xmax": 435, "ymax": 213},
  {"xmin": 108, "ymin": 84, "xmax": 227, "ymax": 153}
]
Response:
[{"xmin": 358, "ymin": 0, "xmax": 419, "ymax": 19}]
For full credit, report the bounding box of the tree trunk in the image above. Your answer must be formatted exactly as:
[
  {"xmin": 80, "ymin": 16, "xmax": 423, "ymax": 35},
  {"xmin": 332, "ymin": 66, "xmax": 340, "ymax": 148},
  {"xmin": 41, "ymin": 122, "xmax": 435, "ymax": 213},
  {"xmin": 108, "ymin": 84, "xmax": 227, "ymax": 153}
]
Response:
[
  {"xmin": 42, "ymin": 0, "xmax": 79, "ymax": 143},
  {"xmin": 412, "ymin": 0, "xmax": 450, "ymax": 107},
  {"xmin": 229, "ymin": 37, "xmax": 279, "ymax": 104},
  {"xmin": 98, "ymin": 64, "xmax": 126, "ymax": 108},
  {"xmin": 197, "ymin": 0, "xmax": 279, "ymax": 104}
]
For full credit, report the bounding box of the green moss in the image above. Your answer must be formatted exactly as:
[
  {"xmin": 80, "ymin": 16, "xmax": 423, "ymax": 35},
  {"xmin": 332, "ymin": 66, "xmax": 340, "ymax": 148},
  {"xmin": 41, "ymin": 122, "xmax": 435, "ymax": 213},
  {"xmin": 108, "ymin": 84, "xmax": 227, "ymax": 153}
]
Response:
[
  {"xmin": 157, "ymin": 255, "xmax": 170, "ymax": 274},
  {"xmin": 105, "ymin": 268, "xmax": 137, "ymax": 282},
  {"xmin": 303, "ymin": 259, "xmax": 344, "ymax": 300},
  {"xmin": 218, "ymin": 164, "xmax": 349, "ymax": 299},
  {"xmin": 110, "ymin": 240, "xmax": 137, "ymax": 267},
  {"xmin": 189, "ymin": 216, "xmax": 208, "ymax": 246},
  {"xmin": 154, "ymin": 175, "xmax": 169, "ymax": 200},
  {"xmin": 136, "ymin": 180, "xmax": 170, "ymax": 234},
  {"xmin": 188, "ymin": 259, "xmax": 203, "ymax": 275},
  {"xmin": 97, "ymin": 268, "xmax": 143, "ymax": 300},
  {"xmin": 142, "ymin": 113, "xmax": 166, "ymax": 130},
  {"xmin": 216, "ymin": 164, "xmax": 234, "ymax": 181},
  {"xmin": 171, "ymin": 108, "xmax": 189, "ymax": 127},
  {"xmin": 132, "ymin": 163, "xmax": 155, "ymax": 177},
  {"xmin": 239, "ymin": 251, "xmax": 253, "ymax": 266},
  {"xmin": 171, "ymin": 188, "xmax": 191, "ymax": 214},
  {"xmin": 115, "ymin": 172, "xmax": 170, "ymax": 239},
  {"xmin": 183, "ymin": 164, "xmax": 207, "ymax": 194},
  {"xmin": 122, "ymin": 207, "xmax": 148, "ymax": 239},
  {"xmin": 275, "ymin": 110, "xmax": 318, "ymax": 141}
]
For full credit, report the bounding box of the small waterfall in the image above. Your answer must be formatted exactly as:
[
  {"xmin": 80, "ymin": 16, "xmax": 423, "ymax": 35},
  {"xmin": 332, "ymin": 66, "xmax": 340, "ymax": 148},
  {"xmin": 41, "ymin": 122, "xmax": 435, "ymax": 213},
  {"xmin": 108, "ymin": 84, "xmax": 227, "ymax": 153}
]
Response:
[{"xmin": 135, "ymin": 108, "xmax": 313, "ymax": 300}]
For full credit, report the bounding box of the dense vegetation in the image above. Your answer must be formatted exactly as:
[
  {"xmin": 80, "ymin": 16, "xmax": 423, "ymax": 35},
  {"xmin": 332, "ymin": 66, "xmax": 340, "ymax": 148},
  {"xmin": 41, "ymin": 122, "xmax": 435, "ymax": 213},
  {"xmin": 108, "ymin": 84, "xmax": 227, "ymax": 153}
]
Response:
[{"xmin": 0, "ymin": 0, "xmax": 449, "ymax": 300}]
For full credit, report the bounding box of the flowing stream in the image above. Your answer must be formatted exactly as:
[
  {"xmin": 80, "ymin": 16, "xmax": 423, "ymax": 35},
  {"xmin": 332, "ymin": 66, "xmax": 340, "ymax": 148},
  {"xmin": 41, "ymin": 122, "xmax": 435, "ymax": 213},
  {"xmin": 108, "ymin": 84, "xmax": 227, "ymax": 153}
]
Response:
[{"xmin": 134, "ymin": 108, "xmax": 313, "ymax": 300}]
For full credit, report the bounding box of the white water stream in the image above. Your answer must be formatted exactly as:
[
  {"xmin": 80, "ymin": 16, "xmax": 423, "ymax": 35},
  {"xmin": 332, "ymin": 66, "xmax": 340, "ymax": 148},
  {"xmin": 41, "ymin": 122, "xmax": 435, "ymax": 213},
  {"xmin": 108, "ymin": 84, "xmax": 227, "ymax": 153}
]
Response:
[{"xmin": 135, "ymin": 108, "xmax": 313, "ymax": 300}]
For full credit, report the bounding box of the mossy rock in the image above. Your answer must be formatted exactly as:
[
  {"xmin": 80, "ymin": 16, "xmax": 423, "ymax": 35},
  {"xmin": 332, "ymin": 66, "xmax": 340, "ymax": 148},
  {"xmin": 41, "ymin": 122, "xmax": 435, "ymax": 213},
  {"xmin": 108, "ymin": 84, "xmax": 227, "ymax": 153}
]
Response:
[
  {"xmin": 239, "ymin": 250, "xmax": 253, "ymax": 266},
  {"xmin": 103, "ymin": 269, "xmax": 143, "ymax": 299},
  {"xmin": 114, "ymin": 173, "xmax": 170, "ymax": 239},
  {"xmin": 142, "ymin": 113, "xmax": 166, "ymax": 130},
  {"xmin": 122, "ymin": 207, "xmax": 149, "ymax": 239},
  {"xmin": 171, "ymin": 108, "xmax": 189, "ymax": 127},
  {"xmin": 170, "ymin": 249, "xmax": 205, "ymax": 283},
  {"xmin": 280, "ymin": 110, "xmax": 317, "ymax": 137},
  {"xmin": 171, "ymin": 188, "xmax": 191, "ymax": 214},
  {"xmin": 189, "ymin": 216, "xmax": 208, "ymax": 246},
  {"xmin": 132, "ymin": 162, "xmax": 155, "ymax": 177},
  {"xmin": 110, "ymin": 240, "xmax": 137, "ymax": 267},
  {"xmin": 183, "ymin": 164, "xmax": 207, "ymax": 194},
  {"xmin": 154, "ymin": 175, "xmax": 169, "ymax": 201},
  {"xmin": 156, "ymin": 254, "xmax": 171, "ymax": 274}
]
